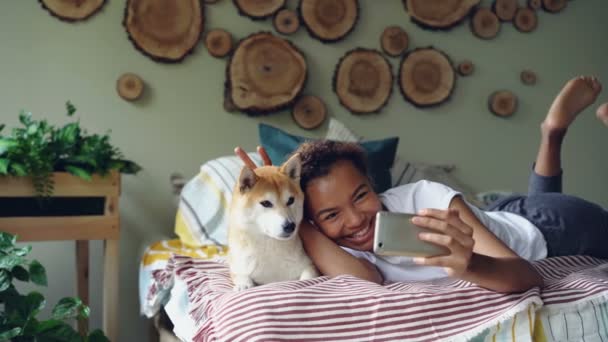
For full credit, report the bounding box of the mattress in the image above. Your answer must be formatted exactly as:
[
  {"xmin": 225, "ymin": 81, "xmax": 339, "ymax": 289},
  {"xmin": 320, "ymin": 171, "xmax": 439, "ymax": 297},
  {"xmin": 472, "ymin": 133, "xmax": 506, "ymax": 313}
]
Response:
[{"xmin": 140, "ymin": 240, "xmax": 608, "ymax": 341}]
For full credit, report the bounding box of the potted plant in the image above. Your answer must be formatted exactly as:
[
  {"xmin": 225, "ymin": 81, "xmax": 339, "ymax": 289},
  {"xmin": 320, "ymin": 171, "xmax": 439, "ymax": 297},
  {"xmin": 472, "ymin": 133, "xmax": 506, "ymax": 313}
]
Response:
[
  {"xmin": 0, "ymin": 101, "xmax": 141, "ymax": 198},
  {"xmin": 0, "ymin": 103, "xmax": 140, "ymax": 340},
  {"xmin": 0, "ymin": 232, "xmax": 108, "ymax": 341}
]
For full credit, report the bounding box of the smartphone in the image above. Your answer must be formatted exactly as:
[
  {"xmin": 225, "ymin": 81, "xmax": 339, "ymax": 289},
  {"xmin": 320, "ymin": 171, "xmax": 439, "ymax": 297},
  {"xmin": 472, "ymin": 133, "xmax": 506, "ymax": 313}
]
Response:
[{"xmin": 373, "ymin": 211, "xmax": 449, "ymax": 257}]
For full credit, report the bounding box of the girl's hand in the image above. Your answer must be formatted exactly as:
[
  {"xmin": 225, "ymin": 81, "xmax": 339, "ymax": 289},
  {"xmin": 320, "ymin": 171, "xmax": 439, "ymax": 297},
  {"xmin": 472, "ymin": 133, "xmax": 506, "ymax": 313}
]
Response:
[
  {"xmin": 234, "ymin": 146, "xmax": 273, "ymax": 169},
  {"xmin": 411, "ymin": 208, "xmax": 475, "ymax": 277}
]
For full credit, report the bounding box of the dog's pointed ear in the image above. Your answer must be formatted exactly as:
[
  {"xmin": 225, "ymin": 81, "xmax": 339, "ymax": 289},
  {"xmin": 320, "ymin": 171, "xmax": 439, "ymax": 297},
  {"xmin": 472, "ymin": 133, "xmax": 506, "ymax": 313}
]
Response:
[
  {"xmin": 238, "ymin": 166, "xmax": 258, "ymax": 193},
  {"xmin": 280, "ymin": 153, "xmax": 301, "ymax": 181}
]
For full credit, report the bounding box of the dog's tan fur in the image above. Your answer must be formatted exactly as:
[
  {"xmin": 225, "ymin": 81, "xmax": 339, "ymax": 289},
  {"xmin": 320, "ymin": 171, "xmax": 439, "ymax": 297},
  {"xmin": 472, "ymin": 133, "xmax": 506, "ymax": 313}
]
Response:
[{"xmin": 228, "ymin": 154, "xmax": 318, "ymax": 291}]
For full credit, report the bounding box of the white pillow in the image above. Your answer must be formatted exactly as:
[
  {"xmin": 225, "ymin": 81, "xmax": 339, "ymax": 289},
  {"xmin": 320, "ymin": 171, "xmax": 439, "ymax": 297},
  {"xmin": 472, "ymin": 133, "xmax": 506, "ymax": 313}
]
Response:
[
  {"xmin": 174, "ymin": 153, "xmax": 262, "ymax": 247},
  {"xmin": 325, "ymin": 118, "xmax": 362, "ymax": 142}
]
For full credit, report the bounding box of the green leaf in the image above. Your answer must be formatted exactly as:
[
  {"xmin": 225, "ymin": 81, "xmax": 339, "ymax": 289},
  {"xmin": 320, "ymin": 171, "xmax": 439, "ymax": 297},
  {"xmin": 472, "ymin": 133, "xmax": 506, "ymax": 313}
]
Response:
[
  {"xmin": 0, "ymin": 327, "xmax": 21, "ymax": 340},
  {"xmin": 116, "ymin": 160, "xmax": 142, "ymax": 174},
  {"xmin": 0, "ymin": 284, "xmax": 18, "ymax": 300},
  {"xmin": 51, "ymin": 297, "xmax": 82, "ymax": 320},
  {"xmin": 27, "ymin": 124, "xmax": 38, "ymax": 135},
  {"xmin": 65, "ymin": 155, "xmax": 97, "ymax": 168},
  {"xmin": 0, "ymin": 138, "xmax": 18, "ymax": 155},
  {"xmin": 66, "ymin": 101, "xmax": 77, "ymax": 116},
  {"xmin": 0, "ymin": 233, "xmax": 17, "ymax": 249},
  {"xmin": 0, "ymin": 269, "xmax": 11, "ymax": 292},
  {"xmin": 65, "ymin": 166, "xmax": 92, "ymax": 181},
  {"xmin": 6, "ymin": 292, "xmax": 46, "ymax": 325},
  {"xmin": 0, "ymin": 255, "xmax": 23, "ymax": 270},
  {"xmin": 32, "ymin": 319, "xmax": 64, "ymax": 333},
  {"xmin": 29, "ymin": 260, "xmax": 47, "ymax": 286},
  {"xmin": 11, "ymin": 265, "xmax": 30, "ymax": 282},
  {"xmin": 18, "ymin": 111, "xmax": 32, "ymax": 125},
  {"xmin": 0, "ymin": 158, "xmax": 9, "ymax": 174},
  {"xmin": 37, "ymin": 321, "xmax": 81, "ymax": 342},
  {"xmin": 87, "ymin": 329, "xmax": 110, "ymax": 342},
  {"xmin": 10, "ymin": 163, "xmax": 27, "ymax": 176},
  {"xmin": 80, "ymin": 305, "xmax": 90, "ymax": 319},
  {"xmin": 13, "ymin": 245, "xmax": 32, "ymax": 257},
  {"xmin": 25, "ymin": 291, "xmax": 46, "ymax": 316}
]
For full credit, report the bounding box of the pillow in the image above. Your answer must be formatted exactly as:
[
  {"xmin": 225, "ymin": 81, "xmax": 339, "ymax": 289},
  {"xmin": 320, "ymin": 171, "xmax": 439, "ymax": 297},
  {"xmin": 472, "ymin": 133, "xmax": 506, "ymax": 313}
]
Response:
[
  {"xmin": 325, "ymin": 118, "xmax": 362, "ymax": 142},
  {"xmin": 174, "ymin": 153, "xmax": 262, "ymax": 247},
  {"xmin": 258, "ymin": 123, "xmax": 399, "ymax": 193}
]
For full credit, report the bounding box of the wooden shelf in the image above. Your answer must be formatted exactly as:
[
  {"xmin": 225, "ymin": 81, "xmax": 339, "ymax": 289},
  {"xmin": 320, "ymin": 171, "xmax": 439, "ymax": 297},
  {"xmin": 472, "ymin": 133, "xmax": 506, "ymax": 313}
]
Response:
[{"xmin": 0, "ymin": 171, "xmax": 121, "ymax": 341}]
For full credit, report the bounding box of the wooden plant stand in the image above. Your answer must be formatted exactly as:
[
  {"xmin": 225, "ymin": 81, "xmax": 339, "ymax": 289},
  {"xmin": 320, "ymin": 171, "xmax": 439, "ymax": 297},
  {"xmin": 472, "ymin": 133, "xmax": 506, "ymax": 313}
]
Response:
[{"xmin": 0, "ymin": 171, "xmax": 120, "ymax": 341}]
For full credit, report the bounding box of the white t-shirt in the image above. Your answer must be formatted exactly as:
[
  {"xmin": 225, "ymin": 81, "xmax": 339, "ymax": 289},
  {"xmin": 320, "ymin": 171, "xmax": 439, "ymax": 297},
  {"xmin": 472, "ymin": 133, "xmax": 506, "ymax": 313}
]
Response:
[{"xmin": 343, "ymin": 180, "xmax": 547, "ymax": 283}]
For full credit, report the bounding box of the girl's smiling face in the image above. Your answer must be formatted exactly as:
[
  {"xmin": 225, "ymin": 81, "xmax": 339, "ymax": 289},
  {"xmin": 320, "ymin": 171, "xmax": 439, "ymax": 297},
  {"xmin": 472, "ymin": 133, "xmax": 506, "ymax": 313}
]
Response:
[{"xmin": 305, "ymin": 160, "xmax": 383, "ymax": 251}]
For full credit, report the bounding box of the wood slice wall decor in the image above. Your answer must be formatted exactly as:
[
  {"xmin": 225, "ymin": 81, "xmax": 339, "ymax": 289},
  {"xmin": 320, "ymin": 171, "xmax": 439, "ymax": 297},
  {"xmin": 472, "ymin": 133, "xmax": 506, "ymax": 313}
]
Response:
[
  {"xmin": 528, "ymin": 0, "xmax": 541, "ymax": 10},
  {"xmin": 492, "ymin": 0, "xmax": 517, "ymax": 22},
  {"xmin": 274, "ymin": 9, "xmax": 300, "ymax": 35},
  {"xmin": 124, "ymin": 0, "xmax": 204, "ymax": 63},
  {"xmin": 224, "ymin": 87, "xmax": 238, "ymax": 112},
  {"xmin": 520, "ymin": 70, "xmax": 537, "ymax": 85},
  {"xmin": 403, "ymin": 0, "xmax": 481, "ymax": 30},
  {"xmin": 299, "ymin": 0, "xmax": 359, "ymax": 43},
  {"xmin": 205, "ymin": 29, "xmax": 233, "ymax": 58},
  {"xmin": 234, "ymin": 0, "xmax": 285, "ymax": 20},
  {"xmin": 457, "ymin": 60, "xmax": 474, "ymax": 76},
  {"xmin": 39, "ymin": 0, "xmax": 106, "ymax": 21},
  {"xmin": 226, "ymin": 32, "xmax": 307, "ymax": 115},
  {"xmin": 489, "ymin": 90, "xmax": 517, "ymax": 117},
  {"xmin": 542, "ymin": 0, "xmax": 567, "ymax": 13},
  {"xmin": 292, "ymin": 95, "xmax": 327, "ymax": 129},
  {"xmin": 116, "ymin": 73, "xmax": 144, "ymax": 101},
  {"xmin": 514, "ymin": 8, "xmax": 538, "ymax": 33},
  {"xmin": 471, "ymin": 8, "xmax": 501, "ymax": 39},
  {"xmin": 399, "ymin": 47, "xmax": 455, "ymax": 108},
  {"xmin": 380, "ymin": 26, "xmax": 409, "ymax": 57},
  {"xmin": 333, "ymin": 49, "xmax": 393, "ymax": 114}
]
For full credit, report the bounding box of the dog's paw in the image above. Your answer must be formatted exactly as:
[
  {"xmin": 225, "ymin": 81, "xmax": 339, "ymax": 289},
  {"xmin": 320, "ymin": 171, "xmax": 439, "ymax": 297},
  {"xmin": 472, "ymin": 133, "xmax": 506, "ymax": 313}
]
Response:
[
  {"xmin": 233, "ymin": 275, "xmax": 255, "ymax": 291},
  {"xmin": 299, "ymin": 266, "xmax": 319, "ymax": 280}
]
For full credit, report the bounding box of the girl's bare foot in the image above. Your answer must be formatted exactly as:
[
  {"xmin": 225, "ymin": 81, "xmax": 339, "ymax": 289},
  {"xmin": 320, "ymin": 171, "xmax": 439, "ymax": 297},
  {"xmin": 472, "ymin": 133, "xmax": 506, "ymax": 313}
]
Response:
[
  {"xmin": 543, "ymin": 76, "xmax": 602, "ymax": 133},
  {"xmin": 596, "ymin": 103, "xmax": 608, "ymax": 127}
]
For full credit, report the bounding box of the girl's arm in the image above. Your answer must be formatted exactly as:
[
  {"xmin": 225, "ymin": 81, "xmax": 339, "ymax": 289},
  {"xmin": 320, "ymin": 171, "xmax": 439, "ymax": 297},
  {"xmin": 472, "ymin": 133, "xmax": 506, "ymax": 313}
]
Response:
[
  {"xmin": 299, "ymin": 221, "xmax": 383, "ymax": 284},
  {"xmin": 414, "ymin": 196, "xmax": 543, "ymax": 293}
]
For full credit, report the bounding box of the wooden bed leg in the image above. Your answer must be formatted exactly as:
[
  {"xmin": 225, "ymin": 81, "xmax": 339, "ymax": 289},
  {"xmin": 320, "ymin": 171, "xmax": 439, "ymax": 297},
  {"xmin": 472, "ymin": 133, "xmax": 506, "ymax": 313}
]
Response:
[
  {"xmin": 103, "ymin": 239, "xmax": 119, "ymax": 341},
  {"xmin": 76, "ymin": 240, "xmax": 90, "ymax": 335}
]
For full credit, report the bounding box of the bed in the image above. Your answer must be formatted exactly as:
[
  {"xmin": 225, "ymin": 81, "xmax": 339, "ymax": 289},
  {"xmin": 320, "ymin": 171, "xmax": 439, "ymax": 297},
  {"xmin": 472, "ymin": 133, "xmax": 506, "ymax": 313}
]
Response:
[
  {"xmin": 141, "ymin": 241, "xmax": 608, "ymax": 341},
  {"xmin": 140, "ymin": 121, "xmax": 608, "ymax": 341}
]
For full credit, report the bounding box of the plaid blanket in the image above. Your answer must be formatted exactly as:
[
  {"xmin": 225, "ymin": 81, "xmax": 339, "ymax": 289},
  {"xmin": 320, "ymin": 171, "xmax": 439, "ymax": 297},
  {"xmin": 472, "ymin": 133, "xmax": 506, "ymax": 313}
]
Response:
[{"xmin": 149, "ymin": 254, "xmax": 608, "ymax": 342}]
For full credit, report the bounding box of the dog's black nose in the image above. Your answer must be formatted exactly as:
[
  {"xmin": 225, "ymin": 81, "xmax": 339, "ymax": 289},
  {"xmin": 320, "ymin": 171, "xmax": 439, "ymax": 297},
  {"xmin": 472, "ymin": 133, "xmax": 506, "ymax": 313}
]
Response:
[{"xmin": 283, "ymin": 221, "xmax": 296, "ymax": 234}]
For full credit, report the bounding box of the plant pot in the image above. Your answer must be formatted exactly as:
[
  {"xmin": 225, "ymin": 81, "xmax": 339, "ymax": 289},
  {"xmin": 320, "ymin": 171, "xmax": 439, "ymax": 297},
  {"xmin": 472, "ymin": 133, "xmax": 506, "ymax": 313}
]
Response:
[{"xmin": 0, "ymin": 171, "xmax": 120, "ymax": 241}]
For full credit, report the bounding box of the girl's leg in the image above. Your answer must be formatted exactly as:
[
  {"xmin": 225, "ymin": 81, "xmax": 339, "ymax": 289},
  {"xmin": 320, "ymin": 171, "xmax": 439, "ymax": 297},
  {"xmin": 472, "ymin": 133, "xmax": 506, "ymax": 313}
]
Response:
[{"xmin": 529, "ymin": 76, "xmax": 602, "ymax": 195}]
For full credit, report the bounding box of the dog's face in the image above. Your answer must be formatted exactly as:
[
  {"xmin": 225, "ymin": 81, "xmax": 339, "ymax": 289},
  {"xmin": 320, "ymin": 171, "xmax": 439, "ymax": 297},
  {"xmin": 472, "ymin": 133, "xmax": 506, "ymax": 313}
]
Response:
[{"xmin": 232, "ymin": 154, "xmax": 304, "ymax": 240}]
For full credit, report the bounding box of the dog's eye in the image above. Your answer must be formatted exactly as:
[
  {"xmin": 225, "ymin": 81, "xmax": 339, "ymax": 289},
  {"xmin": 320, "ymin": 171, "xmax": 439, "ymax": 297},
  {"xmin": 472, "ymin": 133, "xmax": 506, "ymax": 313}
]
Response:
[
  {"xmin": 286, "ymin": 197, "xmax": 294, "ymax": 206},
  {"xmin": 260, "ymin": 200, "xmax": 273, "ymax": 208}
]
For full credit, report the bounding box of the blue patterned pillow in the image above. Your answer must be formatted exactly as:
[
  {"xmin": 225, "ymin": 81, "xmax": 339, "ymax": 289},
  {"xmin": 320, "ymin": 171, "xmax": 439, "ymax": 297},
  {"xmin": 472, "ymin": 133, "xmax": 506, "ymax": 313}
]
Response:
[{"xmin": 258, "ymin": 123, "xmax": 398, "ymax": 193}]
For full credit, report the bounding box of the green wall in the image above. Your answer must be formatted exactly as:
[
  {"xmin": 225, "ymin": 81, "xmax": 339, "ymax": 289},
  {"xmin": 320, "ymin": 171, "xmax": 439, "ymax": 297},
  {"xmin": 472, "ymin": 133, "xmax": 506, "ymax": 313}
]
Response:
[{"xmin": 1, "ymin": 0, "xmax": 607, "ymax": 340}]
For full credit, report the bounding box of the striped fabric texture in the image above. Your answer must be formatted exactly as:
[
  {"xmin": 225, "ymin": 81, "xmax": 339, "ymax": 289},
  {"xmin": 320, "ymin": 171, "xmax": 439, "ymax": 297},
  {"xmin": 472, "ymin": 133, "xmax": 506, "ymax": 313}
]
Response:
[{"xmin": 153, "ymin": 254, "xmax": 608, "ymax": 342}]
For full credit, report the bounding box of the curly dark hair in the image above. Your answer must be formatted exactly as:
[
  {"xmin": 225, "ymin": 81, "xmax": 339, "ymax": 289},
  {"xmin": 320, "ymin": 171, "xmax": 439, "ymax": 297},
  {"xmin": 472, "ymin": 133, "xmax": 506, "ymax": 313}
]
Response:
[{"xmin": 291, "ymin": 140, "xmax": 369, "ymax": 191}]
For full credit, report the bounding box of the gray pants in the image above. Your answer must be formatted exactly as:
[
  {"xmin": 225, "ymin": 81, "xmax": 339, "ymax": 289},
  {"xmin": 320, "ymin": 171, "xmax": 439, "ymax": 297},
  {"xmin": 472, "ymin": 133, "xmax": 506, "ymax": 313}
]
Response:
[{"xmin": 487, "ymin": 168, "xmax": 608, "ymax": 258}]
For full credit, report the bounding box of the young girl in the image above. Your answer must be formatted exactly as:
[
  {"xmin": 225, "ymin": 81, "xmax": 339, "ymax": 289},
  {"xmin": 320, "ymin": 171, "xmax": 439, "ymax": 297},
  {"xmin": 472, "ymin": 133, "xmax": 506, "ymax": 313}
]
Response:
[{"xmin": 236, "ymin": 76, "xmax": 608, "ymax": 293}]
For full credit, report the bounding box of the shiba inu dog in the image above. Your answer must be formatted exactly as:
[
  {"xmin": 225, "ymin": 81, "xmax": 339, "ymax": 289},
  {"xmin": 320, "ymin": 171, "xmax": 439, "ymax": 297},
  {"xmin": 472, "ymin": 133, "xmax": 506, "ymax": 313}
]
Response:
[{"xmin": 228, "ymin": 154, "xmax": 318, "ymax": 291}]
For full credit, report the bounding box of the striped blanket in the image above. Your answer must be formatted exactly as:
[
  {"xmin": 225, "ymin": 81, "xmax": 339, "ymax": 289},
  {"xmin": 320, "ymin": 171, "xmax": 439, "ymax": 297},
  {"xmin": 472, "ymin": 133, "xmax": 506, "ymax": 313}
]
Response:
[{"xmin": 150, "ymin": 254, "xmax": 608, "ymax": 341}]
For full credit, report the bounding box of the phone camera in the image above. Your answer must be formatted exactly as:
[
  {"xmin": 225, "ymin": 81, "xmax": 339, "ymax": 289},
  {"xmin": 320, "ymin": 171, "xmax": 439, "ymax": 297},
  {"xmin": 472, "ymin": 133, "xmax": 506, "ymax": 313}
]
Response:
[{"xmin": 378, "ymin": 242, "xmax": 383, "ymax": 248}]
